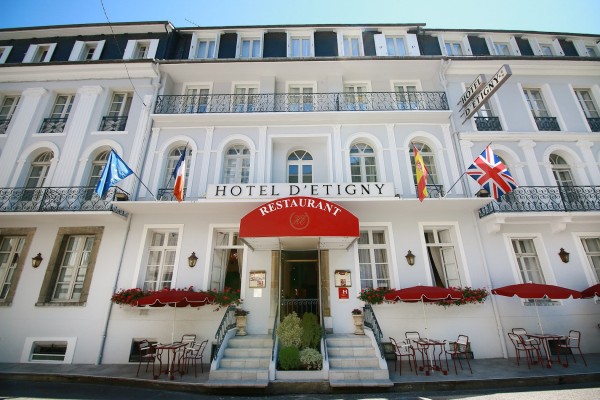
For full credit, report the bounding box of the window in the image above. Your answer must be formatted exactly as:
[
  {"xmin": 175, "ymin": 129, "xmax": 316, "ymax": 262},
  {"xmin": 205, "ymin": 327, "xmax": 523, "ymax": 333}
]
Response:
[
  {"xmin": 288, "ymin": 86, "xmax": 313, "ymax": 112},
  {"xmin": 585, "ymin": 46, "xmax": 599, "ymax": 57},
  {"xmin": 209, "ymin": 230, "xmax": 243, "ymax": 292},
  {"xmin": 287, "ymin": 150, "xmax": 313, "ymax": 183},
  {"xmin": 343, "ymin": 84, "xmax": 368, "ymax": 110},
  {"xmin": 37, "ymin": 227, "xmax": 103, "ymax": 305},
  {"xmin": 239, "ymin": 38, "xmax": 261, "ymax": 58},
  {"xmin": 550, "ymin": 154, "xmax": 575, "ymax": 187},
  {"xmin": 350, "ymin": 143, "xmax": 376, "ymax": 182},
  {"xmin": 233, "ymin": 86, "xmax": 258, "ymax": 112},
  {"xmin": 394, "ymin": 84, "xmax": 417, "ymax": 110},
  {"xmin": 0, "ymin": 95, "xmax": 19, "ymax": 134},
  {"xmin": 184, "ymin": 87, "xmax": 209, "ymax": 113},
  {"xmin": 425, "ymin": 227, "xmax": 462, "ymax": 288},
  {"xmin": 575, "ymin": 89, "xmax": 600, "ymax": 118},
  {"xmin": 386, "ymin": 36, "xmax": 406, "ymax": 56},
  {"xmin": 30, "ymin": 341, "xmax": 68, "ymax": 361},
  {"xmin": 290, "ymin": 36, "xmax": 312, "ymax": 57},
  {"xmin": 100, "ymin": 92, "xmax": 132, "ymax": 131},
  {"xmin": 23, "ymin": 44, "xmax": 56, "ymax": 63},
  {"xmin": 540, "ymin": 44, "xmax": 554, "ymax": 56},
  {"xmin": 511, "ymin": 239, "xmax": 545, "ymax": 284},
  {"xmin": 495, "ymin": 42, "xmax": 510, "ymax": 55},
  {"xmin": 142, "ymin": 230, "xmax": 179, "ymax": 291},
  {"xmin": 41, "ymin": 95, "xmax": 74, "ymax": 133},
  {"xmin": 87, "ymin": 150, "xmax": 110, "ymax": 193},
  {"xmin": 82, "ymin": 43, "xmax": 96, "ymax": 60},
  {"xmin": 358, "ymin": 229, "xmax": 390, "ymax": 289},
  {"xmin": 25, "ymin": 151, "xmax": 53, "ymax": 191},
  {"xmin": 581, "ymin": 237, "xmax": 600, "ymax": 282},
  {"xmin": 343, "ymin": 35, "xmax": 361, "ymax": 56},
  {"xmin": 410, "ymin": 143, "xmax": 440, "ymax": 196},
  {"xmin": 0, "ymin": 46, "xmax": 11, "ymax": 63},
  {"xmin": 68, "ymin": 40, "xmax": 105, "ymax": 61},
  {"xmin": 163, "ymin": 146, "xmax": 191, "ymax": 189},
  {"xmin": 0, "ymin": 236, "xmax": 25, "ymax": 300},
  {"xmin": 523, "ymin": 88, "xmax": 559, "ymax": 130},
  {"xmin": 445, "ymin": 42, "xmax": 463, "ymax": 56},
  {"xmin": 123, "ymin": 39, "xmax": 159, "ymax": 60},
  {"xmin": 196, "ymin": 39, "xmax": 216, "ymax": 59},
  {"xmin": 222, "ymin": 144, "xmax": 250, "ymax": 184}
]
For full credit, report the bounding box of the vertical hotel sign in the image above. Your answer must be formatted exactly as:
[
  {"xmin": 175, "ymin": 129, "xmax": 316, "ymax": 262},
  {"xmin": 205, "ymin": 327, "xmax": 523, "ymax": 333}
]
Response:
[{"xmin": 459, "ymin": 64, "xmax": 512, "ymax": 122}]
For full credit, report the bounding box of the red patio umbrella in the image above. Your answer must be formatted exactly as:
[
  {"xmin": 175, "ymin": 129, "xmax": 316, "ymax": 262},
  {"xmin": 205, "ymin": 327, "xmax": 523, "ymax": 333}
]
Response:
[
  {"xmin": 580, "ymin": 283, "xmax": 600, "ymax": 299},
  {"xmin": 384, "ymin": 285, "xmax": 463, "ymax": 339},
  {"xmin": 132, "ymin": 290, "xmax": 215, "ymax": 342},
  {"xmin": 491, "ymin": 282, "xmax": 581, "ymax": 334}
]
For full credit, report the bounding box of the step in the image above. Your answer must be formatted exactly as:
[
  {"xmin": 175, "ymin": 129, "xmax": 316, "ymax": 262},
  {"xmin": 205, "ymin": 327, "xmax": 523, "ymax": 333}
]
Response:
[
  {"xmin": 209, "ymin": 368, "xmax": 269, "ymax": 381},
  {"xmin": 227, "ymin": 335, "xmax": 272, "ymax": 348},
  {"xmin": 327, "ymin": 347, "xmax": 376, "ymax": 358},
  {"xmin": 219, "ymin": 357, "xmax": 271, "ymax": 369},
  {"xmin": 329, "ymin": 369, "xmax": 390, "ymax": 381},
  {"xmin": 326, "ymin": 335, "xmax": 373, "ymax": 348},
  {"xmin": 330, "ymin": 379, "xmax": 394, "ymax": 388},
  {"xmin": 328, "ymin": 356, "xmax": 381, "ymax": 369},
  {"xmin": 223, "ymin": 347, "xmax": 272, "ymax": 358},
  {"xmin": 204, "ymin": 379, "xmax": 269, "ymax": 388}
]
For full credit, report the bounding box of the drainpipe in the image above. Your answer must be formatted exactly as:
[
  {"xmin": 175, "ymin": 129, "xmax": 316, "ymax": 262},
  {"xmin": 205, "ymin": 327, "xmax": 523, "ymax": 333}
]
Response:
[{"xmin": 97, "ymin": 212, "xmax": 132, "ymax": 365}]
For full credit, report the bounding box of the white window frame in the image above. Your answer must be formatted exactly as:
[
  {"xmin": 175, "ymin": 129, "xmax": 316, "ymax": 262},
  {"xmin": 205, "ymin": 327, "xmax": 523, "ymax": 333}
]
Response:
[
  {"xmin": 504, "ymin": 234, "xmax": 556, "ymax": 290},
  {"xmin": 0, "ymin": 46, "xmax": 12, "ymax": 63},
  {"xmin": 68, "ymin": 40, "xmax": 105, "ymax": 61},
  {"xmin": 0, "ymin": 235, "xmax": 26, "ymax": 300},
  {"xmin": 421, "ymin": 225, "xmax": 466, "ymax": 288},
  {"xmin": 0, "ymin": 95, "xmax": 20, "ymax": 119},
  {"xmin": 183, "ymin": 86, "xmax": 211, "ymax": 113},
  {"xmin": 21, "ymin": 337, "xmax": 77, "ymax": 364},
  {"xmin": 208, "ymin": 229, "xmax": 244, "ymax": 292},
  {"xmin": 522, "ymin": 88, "xmax": 551, "ymax": 118},
  {"xmin": 135, "ymin": 226, "xmax": 183, "ymax": 292},
  {"xmin": 232, "ymin": 84, "xmax": 259, "ymax": 112},
  {"xmin": 236, "ymin": 33, "xmax": 263, "ymax": 59},
  {"xmin": 51, "ymin": 235, "xmax": 95, "ymax": 302},
  {"xmin": 340, "ymin": 32, "xmax": 363, "ymax": 57},
  {"xmin": 574, "ymin": 89, "xmax": 600, "ymax": 119},
  {"xmin": 23, "ymin": 43, "xmax": 57, "ymax": 63},
  {"xmin": 49, "ymin": 94, "xmax": 75, "ymax": 119},
  {"xmin": 189, "ymin": 33, "xmax": 218, "ymax": 59},
  {"xmin": 287, "ymin": 83, "xmax": 315, "ymax": 111},
  {"xmin": 357, "ymin": 227, "xmax": 391, "ymax": 290},
  {"xmin": 578, "ymin": 235, "xmax": 600, "ymax": 284},
  {"xmin": 287, "ymin": 31, "xmax": 314, "ymax": 57},
  {"xmin": 287, "ymin": 149, "xmax": 313, "ymax": 184},
  {"xmin": 350, "ymin": 142, "xmax": 377, "ymax": 183},
  {"xmin": 222, "ymin": 143, "xmax": 251, "ymax": 184},
  {"xmin": 123, "ymin": 39, "xmax": 159, "ymax": 60},
  {"xmin": 343, "ymin": 82, "xmax": 371, "ymax": 111}
]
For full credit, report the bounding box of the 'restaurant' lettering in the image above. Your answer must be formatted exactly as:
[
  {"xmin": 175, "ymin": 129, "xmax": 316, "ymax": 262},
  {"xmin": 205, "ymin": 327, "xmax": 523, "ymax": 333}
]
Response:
[{"xmin": 258, "ymin": 198, "xmax": 342, "ymax": 217}]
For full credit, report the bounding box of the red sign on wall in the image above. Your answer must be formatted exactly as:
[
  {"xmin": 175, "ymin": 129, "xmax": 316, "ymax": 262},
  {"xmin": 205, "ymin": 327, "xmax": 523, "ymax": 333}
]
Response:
[{"xmin": 338, "ymin": 287, "xmax": 350, "ymax": 300}]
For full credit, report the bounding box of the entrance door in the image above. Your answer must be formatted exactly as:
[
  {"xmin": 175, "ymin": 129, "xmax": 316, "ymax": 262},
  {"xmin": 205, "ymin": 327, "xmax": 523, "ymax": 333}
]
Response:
[{"xmin": 280, "ymin": 250, "xmax": 319, "ymax": 321}]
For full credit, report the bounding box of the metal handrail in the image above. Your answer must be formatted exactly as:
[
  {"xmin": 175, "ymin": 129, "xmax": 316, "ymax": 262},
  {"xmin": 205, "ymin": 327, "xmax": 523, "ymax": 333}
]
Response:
[
  {"xmin": 363, "ymin": 304, "xmax": 385, "ymax": 359},
  {"xmin": 271, "ymin": 301, "xmax": 280, "ymax": 361},
  {"xmin": 154, "ymin": 91, "xmax": 449, "ymax": 114},
  {"xmin": 212, "ymin": 305, "xmax": 237, "ymax": 361},
  {"xmin": 320, "ymin": 291, "xmax": 328, "ymax": 362}
]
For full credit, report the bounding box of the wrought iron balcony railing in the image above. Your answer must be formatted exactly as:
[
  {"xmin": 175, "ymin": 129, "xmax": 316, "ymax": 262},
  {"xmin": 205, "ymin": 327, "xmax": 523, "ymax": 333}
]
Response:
[
  {"xmin": 474, "ymin": 116, "xmax": 503, "ymax": 131},
  {"xmin": 478, "ymin": 186, "xmax": 600, "ymax": 218},
  {"xmin": 0, "ymin": 186, "xmax": 129, "ymax": 216},
  {"xmin": 534, "ymin": 116, "xmax": 560, "ymax": 131},
  {"xmin": 0, "ymin": 118, "xmax": 11, "ymax": 134},
  {"xmin": 587, "ymin": 117, "xmax": 600, "ymax": 132},
  {"xmin": 99, "ymin": 116, "xmax": 128, "ymax": 131},
  {"xmin": 157, "ymin": 188, "xmax": 176, "ymax": 201},
  {"xmin": 154, "ymin": 92, "xmax": 449, "ymax": 114},
  {"xmin": 39, "ymin": 117, "xmax": 69, "ymax": 133},
  {"xmin": 414, "ymin": 184, "xmax": 445, "ymax": 198}
]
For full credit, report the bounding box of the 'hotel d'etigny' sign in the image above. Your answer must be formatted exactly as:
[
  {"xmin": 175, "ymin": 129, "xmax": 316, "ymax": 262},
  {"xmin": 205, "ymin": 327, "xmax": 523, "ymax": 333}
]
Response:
[{"xmin": 207, "ymin": 182, "xmax": 395, "ymax": 199}]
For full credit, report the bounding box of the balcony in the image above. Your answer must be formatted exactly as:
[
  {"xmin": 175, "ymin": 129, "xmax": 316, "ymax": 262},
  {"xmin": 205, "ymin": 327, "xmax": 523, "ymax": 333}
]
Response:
[
  {"xmin": 474, "ymin": 116, "xmax": 502, "ymax": 131},
  {"xmin": 154, "ymin": 92, "xmax": 449, "ymax": 114},
  {"xmin": 39, "ymin": 117, "xmax": 68, "ymax": 133},
  {"xmin": 415, "ymin": 184, "xmax": 445, "ymax": 198},
  {"xmin": 0, "ymin": 186, "xmax": 129, "ymax": 216},
  {"xmin": 534, "ymin": 116, "xmax": 560, "ymax": 131},
  {"xmin": 587, "ymin": 117, "xmax": 600, "ymax": 132},
  {"xmin": 99, "ymin": 116, "xmax": 128, "ymax": 131},
  {"xmin": 478, "ymin": 186, "xmax": 600, "ymax": 218},
  {"xmin": 0, "ymin": 118, "xmax": 11, "ymax": 134}
]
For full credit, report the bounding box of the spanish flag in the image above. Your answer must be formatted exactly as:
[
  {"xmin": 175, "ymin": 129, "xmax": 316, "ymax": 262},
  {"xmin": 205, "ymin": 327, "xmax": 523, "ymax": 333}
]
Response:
[
  {"xmin": 172, "ymin": 149, "xmax": 186, "ymax": 202},
  {"xmin": 414, "ymin": 145, "xmax": 428, "ymax": 202}
]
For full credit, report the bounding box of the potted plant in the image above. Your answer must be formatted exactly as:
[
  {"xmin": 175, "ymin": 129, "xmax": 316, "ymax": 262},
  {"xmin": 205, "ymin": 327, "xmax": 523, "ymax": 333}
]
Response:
[
  {"xmin": 234, "ymin": 308, "xmax": 249, "ymax": 336},
  {"xmin": 351, "ymin": 308, "xmax": 365, "ymax": 335}
]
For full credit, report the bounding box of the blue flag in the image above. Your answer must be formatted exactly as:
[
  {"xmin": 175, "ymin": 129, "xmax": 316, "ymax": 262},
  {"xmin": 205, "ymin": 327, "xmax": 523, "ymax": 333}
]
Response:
[{"xmin": 95, "ymin": 150, "xmax": 134, "ymax": 197}]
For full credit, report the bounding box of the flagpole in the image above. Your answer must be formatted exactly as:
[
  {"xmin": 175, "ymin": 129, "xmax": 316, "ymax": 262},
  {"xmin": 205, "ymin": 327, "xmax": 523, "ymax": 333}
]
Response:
[
  {"xmin": 109, "ymin": 147, "xmax": 157, "ymax": 200},
  {"xmin": 443, "ymin": 141, "xmax": 493, "ymax": 198}
]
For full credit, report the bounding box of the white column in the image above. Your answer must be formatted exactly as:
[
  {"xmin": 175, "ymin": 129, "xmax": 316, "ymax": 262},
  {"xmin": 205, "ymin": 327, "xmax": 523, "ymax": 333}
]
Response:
[
  {"xmin": 385, "ymin": 124, "xmax": 402, "ymax": 195},
  {"xmin": 54, "ymin": 85, "xmax": 103, "ymax": 186},
  {"xmin": 126, "ymin": 94, "xmax": 154, "ymax": 196},
  {"xmin": 577, "ymin": 140, "xmax": 600, "ymax": 184},
  {"xmin": 332, "ymin": 125, "xmax": 343, "ymax": 182},
  {"xmin": 198, "ymin": 127, "xmax": 214, "ymax": 197},
  {"xmin": 256, "ymin": 126, "xmax": 267, "ymax": 183},
  {"xmin": 518, "ymin": 140, "xmax": 545, "ymax": 185},
  {"xmin": 140, "ymin": 127, "xmax": 160, "ymax": 199},
  {"xmin": 0, "ymin": 87, "xmax": 47, "ymax": 186}
]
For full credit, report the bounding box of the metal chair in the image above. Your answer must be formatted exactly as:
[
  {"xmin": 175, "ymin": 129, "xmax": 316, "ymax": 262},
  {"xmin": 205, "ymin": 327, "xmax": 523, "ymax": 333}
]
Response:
[
  {"xmin": 136, "ymin": 340, "xmax": 157, "ymax": 377},
  {"xmin": 389, "ymin": 337, "xmax": 417, "ymax": 375},
  {"xmin": 557, "ymin": 330, "xmax": 587, "ymax": 367},
  {"xmin": 183, "ymin": 339, "xmax": 208, "ymax": 377},
  {"xmin": 444, "ymin": 335, "xmax": 472, "ymax": 374},
  {"xmin": 507, "ymin": 332, "xmax": 542, "ymax": 369}
]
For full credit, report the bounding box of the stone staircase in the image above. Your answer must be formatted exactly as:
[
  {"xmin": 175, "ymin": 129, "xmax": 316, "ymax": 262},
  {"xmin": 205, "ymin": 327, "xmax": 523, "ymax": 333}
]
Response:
[
  {"xmin": 326, "ymin": 333, "xmax": 393, "ymax": 387},
  {"xmin": 206, "ymin": 334, "xmax": 272, "ymax": 388}
]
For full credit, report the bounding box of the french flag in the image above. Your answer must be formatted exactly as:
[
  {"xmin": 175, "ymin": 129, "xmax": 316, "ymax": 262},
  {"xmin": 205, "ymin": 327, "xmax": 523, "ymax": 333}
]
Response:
[{"xmin": 172, "ymin": 150, "xmax": 186, "ymax": 202}]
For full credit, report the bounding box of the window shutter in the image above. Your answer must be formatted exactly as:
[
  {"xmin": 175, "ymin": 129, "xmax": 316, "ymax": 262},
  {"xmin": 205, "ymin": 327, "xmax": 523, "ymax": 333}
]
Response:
[
  {"xmin": 23, "ymin": 44, "xmax": 37, "ymax": 62},
  {"xmin": 189, "ymin": 33, "xmax": 198, "ymax": 59},
  {"xmin": 406, "ymin": 34, "xmax": 420, "ymax": 56},
  {"xmin": 286, "ymin": 32, "xmax": 291, "ymax": 57},
  {"xmin": 147, "ymin": 39, "xmax": 159, "ymax": 59},
  {"xmin": 69, "ymin": 41, "xmax": 84, "ymax": 61},
  {"xmin": 461, "ymin": 36, "xmax": 472, "ymax": 55},
  {"xmin": 373, "ymin": 34, "xmax": 387, "ymax": 56},
  {"xmin": 123, "ymin": 40, "xmax": 135, "ymax": 59},
  {"xmin": 92, "ymin": 40, "xmax": 105, "ymax": 60},
  {"xmin": 552, "ymin": 38, "xmax": 565, "ymax": 56},
  {"xmin": 509, "ymin": 37, "xmax": 522, "ymax": 55},
  {"xmin": 43, "ymin": 43, "xmax": 56, "ymax": 62},
  {"xmin": 0, "ymin": 46, "xmax": 11, "ymax": 63},
  {"xmin": 528, "ymin": 38, "xmax": 542, "ymax": 55}
]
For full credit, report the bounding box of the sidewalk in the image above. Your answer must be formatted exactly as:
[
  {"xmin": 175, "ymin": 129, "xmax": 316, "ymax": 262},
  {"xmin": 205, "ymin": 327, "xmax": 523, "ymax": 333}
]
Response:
[{"xmin": 1, "ymin": 354, "xmax": 599, "ymax": 394}]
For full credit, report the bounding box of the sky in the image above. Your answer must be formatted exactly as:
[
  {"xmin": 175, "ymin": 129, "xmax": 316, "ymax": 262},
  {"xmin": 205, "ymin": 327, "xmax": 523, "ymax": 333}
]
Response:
[{"xmin": 1, "ymin": 0, "xmax": 599, "ymax": 35}]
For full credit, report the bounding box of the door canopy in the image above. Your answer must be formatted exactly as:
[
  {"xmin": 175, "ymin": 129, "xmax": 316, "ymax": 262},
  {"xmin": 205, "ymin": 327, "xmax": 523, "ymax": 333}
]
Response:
[{"xmin": 240, "ymin": 196, "xmax": 359, "ymax": 240}]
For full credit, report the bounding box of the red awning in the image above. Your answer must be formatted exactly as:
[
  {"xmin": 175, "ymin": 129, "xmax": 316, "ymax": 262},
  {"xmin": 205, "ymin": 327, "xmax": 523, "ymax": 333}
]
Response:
[
  {"xmin": 239, "ymin": 196, "xmax": 359, "ymax": 249},
  {"xmin": 491, "ymin": 283, "xmax": 582, "ymax": 299},
  {"xmin": 132, "ymin": 290, "xmax": 214, "ymax": 307},
  {"xmin": 384, "ymin": 285, "xmax": 463, "ymax": 303}
]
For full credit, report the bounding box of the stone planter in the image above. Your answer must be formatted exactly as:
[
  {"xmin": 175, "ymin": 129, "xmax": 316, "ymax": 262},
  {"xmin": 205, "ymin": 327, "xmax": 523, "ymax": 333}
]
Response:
[
  {"xmin": 235, "ymin": 315, "xmax": 247, "ymax": 336},
  {"xmin": 352, "ymin": 314, "xmax": 365, "ymax": 335},
  {"xmin": 275, "ymin": 369, "xmax": 327, "ymax": 380}
]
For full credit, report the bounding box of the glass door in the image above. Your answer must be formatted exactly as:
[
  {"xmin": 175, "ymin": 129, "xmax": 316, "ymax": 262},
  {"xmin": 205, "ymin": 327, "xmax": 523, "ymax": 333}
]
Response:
[{"xmin": 280, "ymin": 250, "xmax": 320, "ymax": 321}]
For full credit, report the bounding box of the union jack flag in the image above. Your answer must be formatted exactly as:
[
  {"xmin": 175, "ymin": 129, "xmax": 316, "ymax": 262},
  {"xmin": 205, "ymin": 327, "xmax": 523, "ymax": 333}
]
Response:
[{"xmin": 467, "ymin": 146, "xmax": 518, "ymax": 200}]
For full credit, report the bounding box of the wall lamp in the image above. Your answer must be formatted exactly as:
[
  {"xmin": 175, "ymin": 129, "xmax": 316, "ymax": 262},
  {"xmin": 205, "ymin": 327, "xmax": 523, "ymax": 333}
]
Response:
[
  {"xmin": 558, "ymin": 248, "xmax": 570, "ymax": 263},
  {"xmin": 188, "ymin": 252, "xmax": 198, "ymax": 268},
  {"xmin": 32, "ymin": 253, "xmax": 43, "ymax": 268},
  {"xmin": 405, "ymin": 250, "xmax": 415, "ymax": 266}
]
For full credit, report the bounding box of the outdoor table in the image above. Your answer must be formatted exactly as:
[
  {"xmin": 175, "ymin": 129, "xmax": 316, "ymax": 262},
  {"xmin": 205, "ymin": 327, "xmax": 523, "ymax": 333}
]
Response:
[
  {"xmin": 153, "ymin": 342, "xmax": 188, "ymax": 380},
  {"xmin": 413, "ymin": 338, "xmax": 448, "ymax": 375},
  {"xmin": 526, "ymin": 333, "xmax": 566, "ymax": 368}
]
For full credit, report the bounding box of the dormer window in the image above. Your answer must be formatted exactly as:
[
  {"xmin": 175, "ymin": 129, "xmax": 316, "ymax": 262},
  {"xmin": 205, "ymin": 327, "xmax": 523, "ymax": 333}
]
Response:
[
  {"xmin": 289, "ymin": 35, "xmax": 313, "ymax": 57},
  {"xmin": 386, "ymin": 36, "xmax": 406, "ymax": 56},
  {"xmin": 238, "ymin": 37, "xmax": 261, "ymax": 58},
  {"xmin": 445, "ymin": 41, "xmax": 463, "ymax": 56},
  {"xmin": 23, "ymin": 43, "xmax": 56, "ymax": 63},
  {"xmin": 196, "ymin": 39, "xmax": 216, "ymax": 59},
  {"xmin": 69, "ymin": 40, "xmax": 105, "ymax": 61},
  {"xmin": 342, "ymin": 35, "xmax": 361, "ymax": 56},
  {"xmin": 495, "ymin": 42, "xmax": 510, "ymax": 55},
  {"xmin": 123, "ymin": 39, "xmax": 159, "ymax": 60}
]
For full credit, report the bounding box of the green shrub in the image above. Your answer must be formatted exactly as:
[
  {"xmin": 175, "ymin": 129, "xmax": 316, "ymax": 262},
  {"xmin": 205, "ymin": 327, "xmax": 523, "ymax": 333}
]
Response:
[
  {"xmin": 277, "ymin": 312, "xmax": 303, "ymax": 348},
  {"xmin": 299, "ymin": 348, "xmax": 322, "ymax": 370},
  {"xmin": 278, "ymin": 346, "xmax": 300, "ymax": 370},
  {"xmin": 301, "ymin": 312, "xmax": 322, "ymax": 350}
]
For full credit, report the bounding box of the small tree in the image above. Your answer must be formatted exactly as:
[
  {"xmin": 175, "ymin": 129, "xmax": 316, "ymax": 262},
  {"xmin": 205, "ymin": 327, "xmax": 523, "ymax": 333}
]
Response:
[
  {"xmin": 277, "ymin": 312, "xmax": 303, "ymax": 348},
  {"xmin": 301, "ymin": 312, "xmax": 322, "ymax": 350},
  {"xmin": 278, "ymin": 346, "xmax": 300, "ymax": 370}
]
